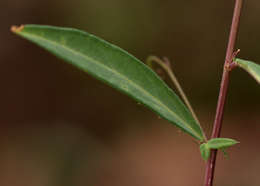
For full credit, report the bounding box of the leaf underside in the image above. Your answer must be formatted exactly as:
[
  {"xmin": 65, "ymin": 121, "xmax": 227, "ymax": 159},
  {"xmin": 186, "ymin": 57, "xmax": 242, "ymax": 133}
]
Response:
[
  {"xmin": 12, "ymin": 25, "xmax": 205, "ymax": 141},
  {"xmin": 235, "ymin": 58, "xmax": 260, "ymax": 84}
]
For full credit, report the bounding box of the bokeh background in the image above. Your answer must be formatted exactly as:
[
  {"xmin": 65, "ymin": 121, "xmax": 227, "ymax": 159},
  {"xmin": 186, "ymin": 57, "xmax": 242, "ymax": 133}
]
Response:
[{"xmin": 1, "ymin": 0, "xmax": 260, "ymax": 185}]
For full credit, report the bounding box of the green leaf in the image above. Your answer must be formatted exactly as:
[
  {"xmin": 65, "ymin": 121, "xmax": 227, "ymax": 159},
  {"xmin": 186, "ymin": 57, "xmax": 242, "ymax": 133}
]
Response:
[
  {"xmin": 11, "ymin": 24, "xmax": 205, "ymax": 141},
  {"xmin": 207, "ymin": 138, "xmax": 239, "ymax": 149},
  {"xmin": 235, "ymin": 58, "xmax": 260, "ymax": 84},
  {"xmin": 199, "ymin": 138, "xmax": 238, "ymax": 161},
  {"xmin": 200, "ymin": 143, "xmax": 210, "ymax": 161}
]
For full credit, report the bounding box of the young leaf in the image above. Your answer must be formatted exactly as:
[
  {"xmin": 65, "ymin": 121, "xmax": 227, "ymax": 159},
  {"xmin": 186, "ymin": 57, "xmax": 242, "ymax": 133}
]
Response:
[
  {"xmin": 235, "ymin": 58, "xmax": 260, "ymax": 84},
  {"xmin": 11, "ymin": 25, "xmax": 206, "ymax": 141},
  {"xmin": 200, "ymin": 143, "xmax": 210, "ymax": 161},
  {"xmin": 199, "ymin": 138, "xmax": 238, "ymax": 161},
  {"xmin": 207, "ymin": 138, "xmax": 239, "ymax": 149}
]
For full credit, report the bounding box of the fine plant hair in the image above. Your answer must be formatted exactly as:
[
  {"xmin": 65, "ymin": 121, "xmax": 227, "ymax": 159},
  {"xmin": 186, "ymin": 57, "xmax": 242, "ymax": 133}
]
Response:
[{"xmin": 11, "ymin": 0, "xmax": 260, "ymax": 185}]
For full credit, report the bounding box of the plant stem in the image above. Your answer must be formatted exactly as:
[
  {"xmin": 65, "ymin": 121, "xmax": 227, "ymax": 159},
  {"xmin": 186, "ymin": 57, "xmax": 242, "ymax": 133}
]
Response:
[
  {"xmin": 146, "ymin": 56, "xmax": 206, "ymax": 140},
  {"xmin": 204, "ymin": 0, "xmax": 243, "ymax": 186},
  {"xmin": 147, "ymin": 56, "xmax": 199, "ymax": 121}
]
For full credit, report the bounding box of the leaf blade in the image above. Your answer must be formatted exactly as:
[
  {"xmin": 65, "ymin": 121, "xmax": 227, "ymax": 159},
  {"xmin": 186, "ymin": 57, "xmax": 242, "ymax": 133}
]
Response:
[
  {"xmin": 235, "ymin": 58, "xmax": 260, "ymax": 84},
  {"xmin": 12, "ymin": 24, "xmax": 205, "ymax": 141},
  {"xmin": 207, "ymin": 138, "xmax": 239, "ymax": 149}
]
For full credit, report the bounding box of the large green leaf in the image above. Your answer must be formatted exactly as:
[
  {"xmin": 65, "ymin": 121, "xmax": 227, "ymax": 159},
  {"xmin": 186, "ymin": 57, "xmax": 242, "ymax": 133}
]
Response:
[
  {"xmin": 11, "ymin": 24, "xmax": 205, "ymax": 141},
  {"xmin": 235, "ymin": 58, "xmax": 260, "ymax": 84}
]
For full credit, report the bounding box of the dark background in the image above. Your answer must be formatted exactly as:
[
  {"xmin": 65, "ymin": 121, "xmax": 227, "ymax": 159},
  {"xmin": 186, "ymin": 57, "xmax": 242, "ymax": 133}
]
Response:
[{"xmin": 1, "ymin": 0, "xmax": 260, "ymax": 185}]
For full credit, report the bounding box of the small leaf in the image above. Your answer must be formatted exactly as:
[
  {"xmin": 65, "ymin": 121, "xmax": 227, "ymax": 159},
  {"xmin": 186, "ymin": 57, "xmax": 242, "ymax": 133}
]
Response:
[
  {"xmin": 11, "ymin": 24, "xmax": 206, "ymax": 141},
  {"xmin": 200, "ymin": 143, "xmax": 210, "ymax": 161},
  {"xmin": 235, "ymin": 58, "xmax": 260, "ymax": 84},
  {"xmin": 199, "ymin": 138, "xmax": 238, "ymax": 161},
  {"xmin": 207, "ymin": 138, "xmax": 239, "ymax": 149}
]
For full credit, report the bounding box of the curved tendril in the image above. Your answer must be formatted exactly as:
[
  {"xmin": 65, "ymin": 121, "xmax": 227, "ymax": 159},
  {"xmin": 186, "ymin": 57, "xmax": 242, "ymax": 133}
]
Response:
[{"xmin": 146, "ymin": 56, "xmax": 207, "ymax": 141}]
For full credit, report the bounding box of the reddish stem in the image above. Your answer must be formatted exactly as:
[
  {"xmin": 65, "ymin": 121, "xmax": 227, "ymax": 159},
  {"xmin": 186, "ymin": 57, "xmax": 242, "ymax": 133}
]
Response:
[{"xmin": 203, "ymin": 0, "xmax": 243, "ymax": 186}]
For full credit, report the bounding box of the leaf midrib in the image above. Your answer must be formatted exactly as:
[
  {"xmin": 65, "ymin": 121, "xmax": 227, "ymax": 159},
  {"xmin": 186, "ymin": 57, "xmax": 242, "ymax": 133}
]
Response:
[{"xmin": 20, "ymin": 30, "xmax": 202, "ymax": 140}]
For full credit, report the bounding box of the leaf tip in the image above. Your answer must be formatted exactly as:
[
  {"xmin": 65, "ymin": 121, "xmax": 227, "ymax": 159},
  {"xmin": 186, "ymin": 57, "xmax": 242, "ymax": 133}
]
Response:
[{"xmin": 11, "ymin": 25, "xmax": 25, "ymax": 33}]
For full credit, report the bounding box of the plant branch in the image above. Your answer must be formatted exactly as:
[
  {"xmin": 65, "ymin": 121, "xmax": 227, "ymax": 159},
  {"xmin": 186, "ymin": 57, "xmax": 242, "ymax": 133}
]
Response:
[
  {"xmin": 146, "ymin": 56, "xmax": 207, "ymax": 141},
  {"xmin": 204, "ymin": 0, "xmax": 243, "ymax": 186}
]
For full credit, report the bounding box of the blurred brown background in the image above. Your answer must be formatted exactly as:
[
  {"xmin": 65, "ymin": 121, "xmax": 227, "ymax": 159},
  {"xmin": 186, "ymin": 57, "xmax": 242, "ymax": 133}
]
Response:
[{"xmin": 1, "ymin": 0, "xmax": 260, "ymax": 185}]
